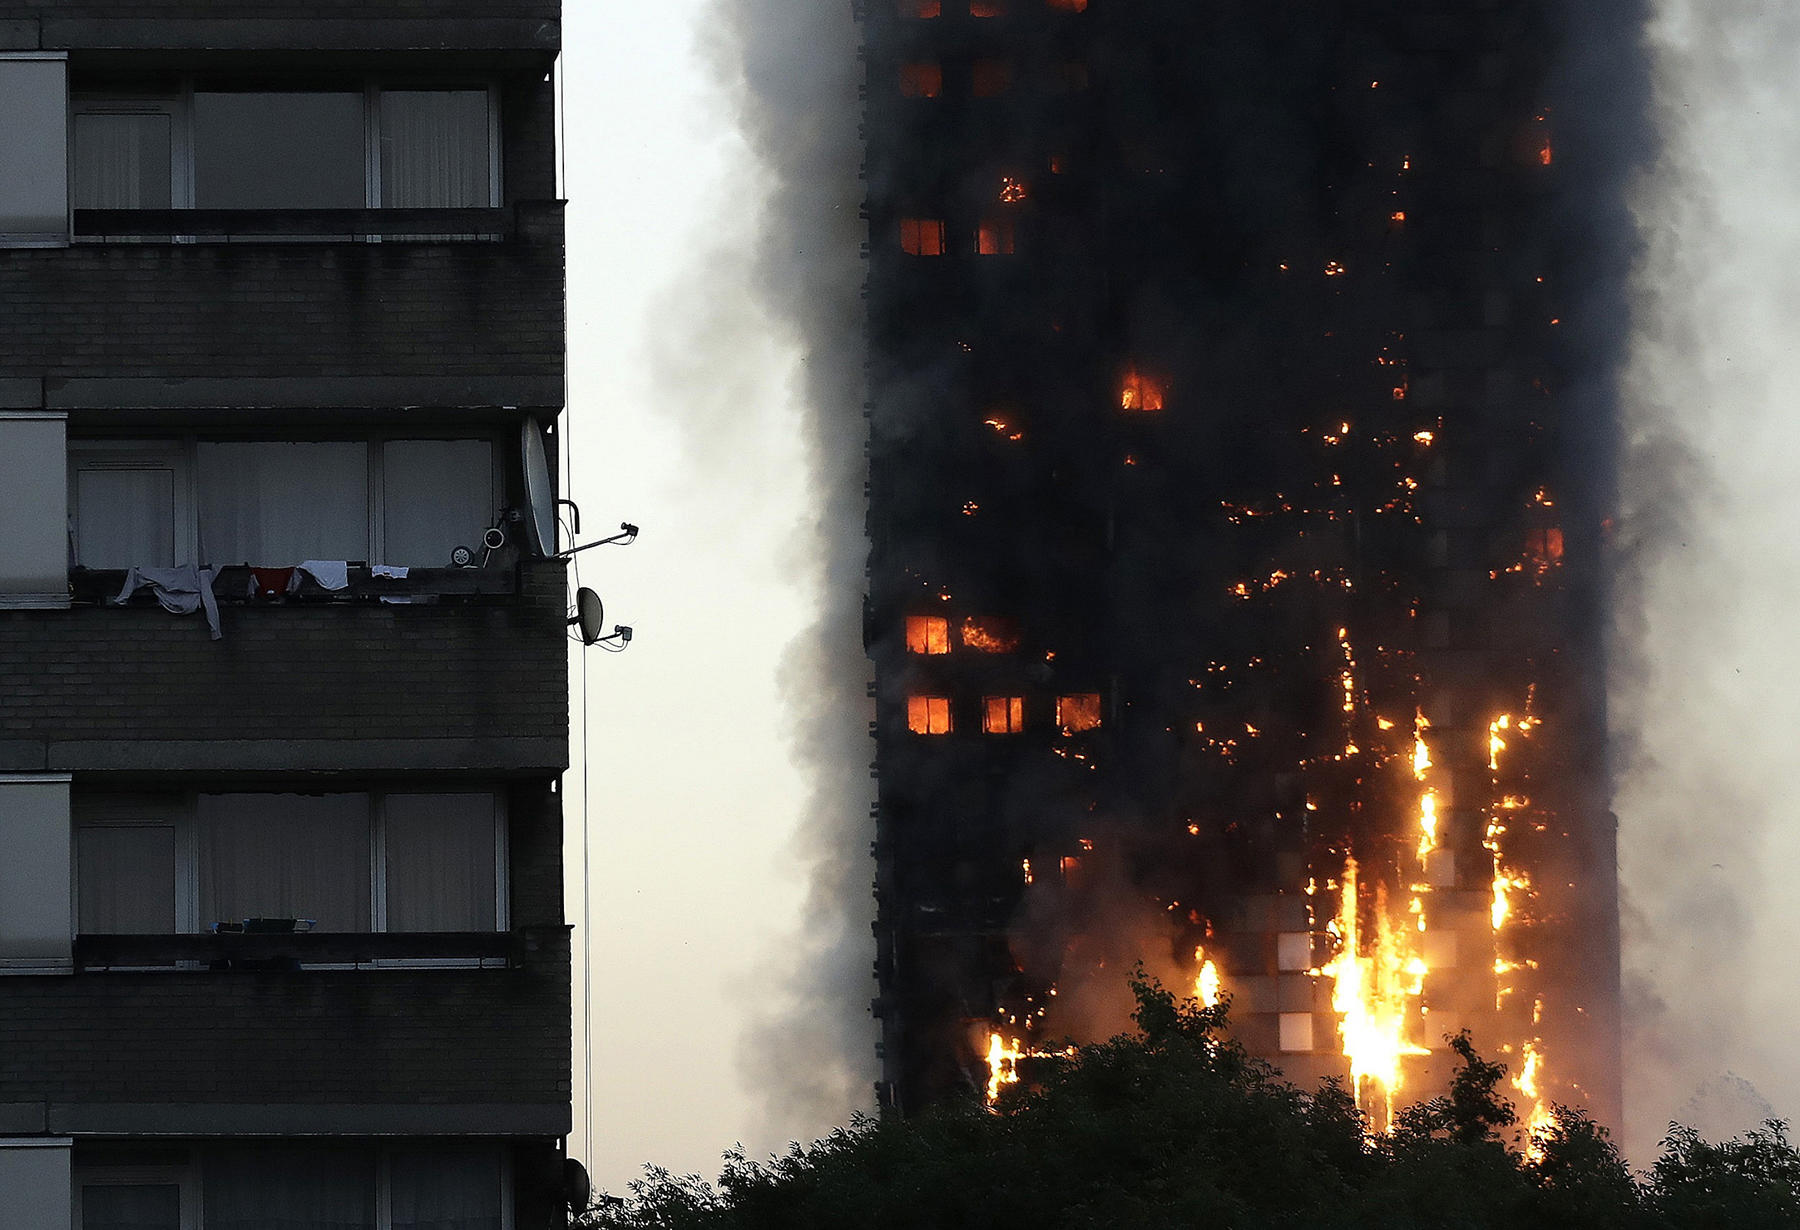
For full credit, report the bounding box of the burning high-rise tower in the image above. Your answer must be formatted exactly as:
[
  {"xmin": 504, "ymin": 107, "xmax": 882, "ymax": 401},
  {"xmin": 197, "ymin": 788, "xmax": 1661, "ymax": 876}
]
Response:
[{"xmin": 860, "ymin": 0, "xmax": 1631, "ymax": 1131}]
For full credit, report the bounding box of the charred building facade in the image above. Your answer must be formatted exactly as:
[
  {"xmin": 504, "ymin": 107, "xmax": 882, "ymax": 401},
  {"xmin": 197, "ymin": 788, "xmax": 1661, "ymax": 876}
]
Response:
[
  {"xmin": 0, "ymin": 4, "xmax": 572, "ymax": 1226},
  {"xmin": 863, "ymin": 1, "xmax": 1625, "ymax": 1130}
]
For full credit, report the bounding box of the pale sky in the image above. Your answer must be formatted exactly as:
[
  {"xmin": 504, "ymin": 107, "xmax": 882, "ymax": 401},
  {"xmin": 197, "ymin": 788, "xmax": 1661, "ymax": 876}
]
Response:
[{"xmin": 557, "ymin": 0, "xmax": 835, "ymax": 1191}]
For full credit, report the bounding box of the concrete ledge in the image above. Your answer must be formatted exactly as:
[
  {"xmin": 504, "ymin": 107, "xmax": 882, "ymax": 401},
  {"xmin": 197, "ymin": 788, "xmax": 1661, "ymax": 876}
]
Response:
[
  {"xmin": 41, "ymin": 18, "xmax": 559, "ymax": 52},
  {"xmin": 0, "ymin": 1103, "xmax": 48, "ymax": 1134},
  {"xmin": 46, "ymin": 375, "xmax": 564, "ymax": 412},
  {"xmin": 50, "ymin": 738, "xmax": 569, "ymax": 775},
  {"xmin": 0, "ymin": 377, "xmax": 42, "ymax": 408},
  {"xmin": 48, "ymin": 1102, "xmax": 569, "ymax": 1137}
]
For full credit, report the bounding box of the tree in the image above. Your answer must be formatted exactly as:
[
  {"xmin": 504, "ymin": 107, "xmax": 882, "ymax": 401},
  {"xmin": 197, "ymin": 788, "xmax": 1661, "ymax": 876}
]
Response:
[{"xmin": 579, "ymin": 978, "xmax": 1794, "ymax": 1230}]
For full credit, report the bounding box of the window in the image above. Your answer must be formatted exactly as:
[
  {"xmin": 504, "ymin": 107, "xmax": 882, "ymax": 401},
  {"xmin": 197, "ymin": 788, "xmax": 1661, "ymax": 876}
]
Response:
[
  {"xmin": 69, "ymin": 436, "xmax": 498, "ymax": 570},
  {"xmin": 905, "ymin": 614, "xmax": 950, "ymax": 654},
  {"xmin": 897, "ymin": 0, "xmax": 942, "ymax": 15},
  {"xmin": 0, "ymin": 54, "xmax": 68, "ymax": 245},
  {"xmin": 976, "ymin": 217, "xmax": 1015, "ymax": 255},
  {"xmin": 71, "ymin": 83, "xmax": 497, "ymax": 211},
  {"xmin": 899, "ymin": 217, "xmax": 946, "ymax": 256},
  {"xmin": 970, "ymin": 0, "xmax": 1006, "ymax": 14},
  {"xmin": 907, "ymin": 696, "xmax": 953, "ymax": 734},
  {"xmin": 75, "ymin": 1161, "xmax": 195, "ymax": 1230},
  {"xmin": 1056, "ymin": 693, "xmax": 1102, "ymax": 731},
  {"xmin": 960, "ymin": 616, "xmax": 1019, "ymax": 652},
  {"xmin": 0, "ymin": 412, "xmax": 69, "ymax": 607},
  {"xmin": 982, "ymin": 696, "xmax": 1024, "ymax": 734},
  {"xmin": 1046, "ymin": 0, "xmax": 1087, "ymax": 10},
  {"xmin": 77, "ymin": 1144, "xmax": 506, "ymax": 1230},
  {"xmin": 1279, "ymin": 1012, "xmax": 1315, "ymax": 1053},
  {"xmin": 898, "ymin": 63, "xmax": 943, "ymax": 98},
  {"xmin": 1277, "ymin": 932, "xmax": 1313, "ymax": 971},
  {"xmin": 970, "ymin": 59, "xmax": 1012, "ymax": 98},
  {"xmin": 1120, "ymin": 368, "xmax": 1166, "ymax": 411},
  {"xmin": 75, "ymin": 791, "xmax": 506, "ymax": 936}
]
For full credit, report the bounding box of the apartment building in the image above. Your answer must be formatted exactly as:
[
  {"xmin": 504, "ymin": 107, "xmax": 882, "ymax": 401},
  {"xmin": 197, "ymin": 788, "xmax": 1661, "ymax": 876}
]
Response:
[
  {"xmin": 0, "ymin": 4, "xmax": 571, "ymax": 1226},
  {"xmin": 861, "ymin": 0, "xmax": 1623, "ymax": 1128}
]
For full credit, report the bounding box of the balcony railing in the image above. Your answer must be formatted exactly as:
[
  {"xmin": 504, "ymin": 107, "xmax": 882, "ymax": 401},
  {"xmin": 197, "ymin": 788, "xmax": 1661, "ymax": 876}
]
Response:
[
  {"xmin": 72, "ymin": 207, "xmax": 514, "ymax": 244},
  {"xmin": 75, "ymin": 930, "xmax": 528, "ymax": 971}
]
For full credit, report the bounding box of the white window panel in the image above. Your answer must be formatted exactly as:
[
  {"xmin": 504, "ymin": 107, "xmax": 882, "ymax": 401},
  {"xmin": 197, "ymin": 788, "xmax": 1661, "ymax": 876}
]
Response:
[
  {"xmin": 0, "ymin": 774, "xmax": 72, "ymax": 972},
  {"xmin": 1275, "ymin": 931, "xmax": 1312, "ymax": 972},
  {"xmin": 0, "ymin": 413, "xmax": 68, "ymax": 608},
  {"xmin": 380, "ymin": 439, "xmax": 496, "ymax": 568},
  {"xmin": 0, "ymin": 1139, "xmax": 72, "ymax": 1230},
  {"xmin": 0, "ymin": 54, "xmax": 68, "ymax": 245},
  {"xmin": 197, "ymin": 441, "xmax": 369, "ymax": 565}
]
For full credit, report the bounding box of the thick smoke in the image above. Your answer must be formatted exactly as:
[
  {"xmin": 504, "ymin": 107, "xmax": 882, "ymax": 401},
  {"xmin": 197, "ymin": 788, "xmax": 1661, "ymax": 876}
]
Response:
[
  {"xmin": 702, "ymin": 0, "xmax": 877, "ymax": 1145},
  {"xmin": 1614, "ymin": 0, "xmax": 1800, "ymax": 1162}
]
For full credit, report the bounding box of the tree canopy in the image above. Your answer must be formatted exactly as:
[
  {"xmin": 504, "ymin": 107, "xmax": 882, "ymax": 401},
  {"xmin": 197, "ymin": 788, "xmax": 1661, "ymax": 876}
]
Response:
[{"xmin": 581, "ymin": 978, "xmax": 1799, "ymax": 1230}]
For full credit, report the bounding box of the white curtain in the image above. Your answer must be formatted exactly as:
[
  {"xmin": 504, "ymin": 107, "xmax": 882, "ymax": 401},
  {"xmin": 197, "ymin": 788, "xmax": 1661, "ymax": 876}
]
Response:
[
  {"xmin": 76, "ymin": 824, "xmax": 175, "ymax": 934},
  {"xmin": 197, "ymin": 794, "xmax": 371, "ymax": 932},
  {"xmin": 77, "ymin": 1183, "xmax": 182, "ymax": 1230},
  {"xmin": 380, "ymin": 440, "xmax": 494, "ymax": 568},
  {"xmin": 204, "ymin": 1147, "xmax": 376, "ymax": 1230},
  {"xmin": 197, "ymin": 442, "xmax": 368, "ymax": 566},
  {"xmin": 388, "ymin": 1148, "xmax": 502, "ymax": 1230},
  {"xmin": 379, "ymin": 91, "xmax": 490, "ymax": 208},
  {"xmin": 72, "ymin": 112, "xmax": 172, "ymax": 209},
  {"xmin": 74, "ymin": 467, "xmax": 176, "ymax": 568},
  {"xmin": 383, "ymin": 794, "xmax": 497, "ymax": 932}
]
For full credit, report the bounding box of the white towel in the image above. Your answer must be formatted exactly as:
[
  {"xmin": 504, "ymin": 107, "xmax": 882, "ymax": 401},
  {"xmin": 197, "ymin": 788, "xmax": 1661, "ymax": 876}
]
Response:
[
  {"xmin": 293, "ymin": 560, "xmax": 351, "ymax": 591},
  {"xmin": 370, "ymin": 565, "xmax": 410, "ymax": 579}
]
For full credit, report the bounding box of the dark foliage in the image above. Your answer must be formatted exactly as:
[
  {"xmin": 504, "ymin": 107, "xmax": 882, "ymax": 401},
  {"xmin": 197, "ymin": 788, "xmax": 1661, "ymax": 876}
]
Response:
[{"xmin": 580, "ymin": 978, "xmax": 1795, "ymax": 1230}]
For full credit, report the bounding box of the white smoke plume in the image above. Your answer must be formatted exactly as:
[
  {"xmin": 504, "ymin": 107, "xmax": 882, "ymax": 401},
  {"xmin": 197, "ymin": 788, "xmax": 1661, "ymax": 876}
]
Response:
[{"xmin": 1616, "ymin": 0, "xmax": 1800, "ymax": 1163}]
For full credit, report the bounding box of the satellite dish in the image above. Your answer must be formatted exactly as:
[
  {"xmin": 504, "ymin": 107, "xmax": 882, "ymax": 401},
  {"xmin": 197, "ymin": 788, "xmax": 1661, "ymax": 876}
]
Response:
[
  {"xmin": 521, "ymin": 416, "xmax": 557, "ymax": 557},
  {"xmin": 572, "ymin": 587, "xmax": 604, "ymax": 645},
  {"xmin": 563, "ymin": 1157, "xmax": 592, "ymax": 1214}
]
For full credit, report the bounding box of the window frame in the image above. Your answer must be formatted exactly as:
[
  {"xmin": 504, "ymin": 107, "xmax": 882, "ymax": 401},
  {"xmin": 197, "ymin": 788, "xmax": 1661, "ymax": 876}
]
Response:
[
  {"xmin": 72, "ymin": 1146, "xmax": 513, "ymax": 1230},
  {"xmin": 67, "ymin": 433, "xmax": 502, "ymax": 571},
  {"xmin": 72, "ymin": 789, "xmax": 510, "ymax": 940},
  {"xmin": 73, "ymin": 1162, "xmax": 199, "ymax": 1230},
  {"xmin": 69, "ymin": 77, "xmax": 502, "ymax": 212}
]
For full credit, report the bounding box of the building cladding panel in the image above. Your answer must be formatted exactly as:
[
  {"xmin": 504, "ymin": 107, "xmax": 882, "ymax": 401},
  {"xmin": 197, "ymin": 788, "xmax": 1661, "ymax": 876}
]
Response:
[
  {"xmin": 0, "ymin": 2, "xmax": 572, "ymax": 1223},
  {"xmin": 862, "ymin": 1, "xmax": 1625, "ymax": 1126}
]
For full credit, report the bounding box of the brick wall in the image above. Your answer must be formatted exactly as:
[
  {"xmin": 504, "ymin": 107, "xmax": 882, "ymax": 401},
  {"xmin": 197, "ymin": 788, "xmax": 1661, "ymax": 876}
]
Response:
[
  {"xmin": 0, "ymin": 224, "xmax": 564, "ymax": 389},
  {"xmin": 0, "ymin": 934, "xmax": 570, "ymax": 1107},
  {"xmin": 0, "ymin": 563, "xmax": 569, "ymax": 764}
]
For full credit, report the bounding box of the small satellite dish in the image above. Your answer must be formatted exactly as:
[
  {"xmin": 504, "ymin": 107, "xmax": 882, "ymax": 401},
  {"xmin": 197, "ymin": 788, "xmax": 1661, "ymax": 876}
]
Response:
[
  {"xmin": 521, "ymin": 416, "xmax": 557, "ymax": 557},
  {"xmin": 571, "ymin": 587, "xmax": 605, "ymax": 645},
  {"xmin": 563, "ymin": 1157, "xmax": 592, "ymax": 1214}
]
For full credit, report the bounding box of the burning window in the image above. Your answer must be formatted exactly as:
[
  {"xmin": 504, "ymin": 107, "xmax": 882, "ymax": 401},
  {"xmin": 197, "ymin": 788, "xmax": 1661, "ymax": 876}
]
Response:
[
  {"xmin": 1056, "ymin": 693, "xmax": 1102, "ymax": 732},
  {"xmin": 905, "ymin": 614, "xmax": 950, "ymax": 654},
  {"xmin": 896, "ymin": 0, "xmax": 941, "ymax": 16},
  {"xmin": 982, "ymin": 696, "xmax": 1024, "ymax": 734},
  {"xmin": 899, "ymin": 63, "xmax": 943, "ymax": 98},
  {"xmin": 976, "ymin": 217, "xmax": 1015, "ymax": 256},
  {"xmin": 960, "ymin": 616, "xmax": 1020, "ymax": 653},
  {"xmin": 970, "ymin": 0, "xmax": 1005, "ymax": 15},
  {"xmin": 998, "ymin": 176, "xmax": 1027, "ymax": 203},
  {"xmin": 907, "ymin": 695, "xmax": 953, "ymax": 735},
  {"xmin": 1119, "ymin": 369, "xmax": 1165, "ymax": 412},
  {"xmin": 899, "ymin": 217, "xmax": 946, "ymax": 256},
  {"xmin": 1524, "ymin": 527, "xmax": 1564, "ymax": 572},
  {"xmin": 970, "ymin": 60, "xmax": 1012, "ymax": 98},
  {"xmin": 1046, "ymin": 0, "xmax": 1087, "ymax": 9}
]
